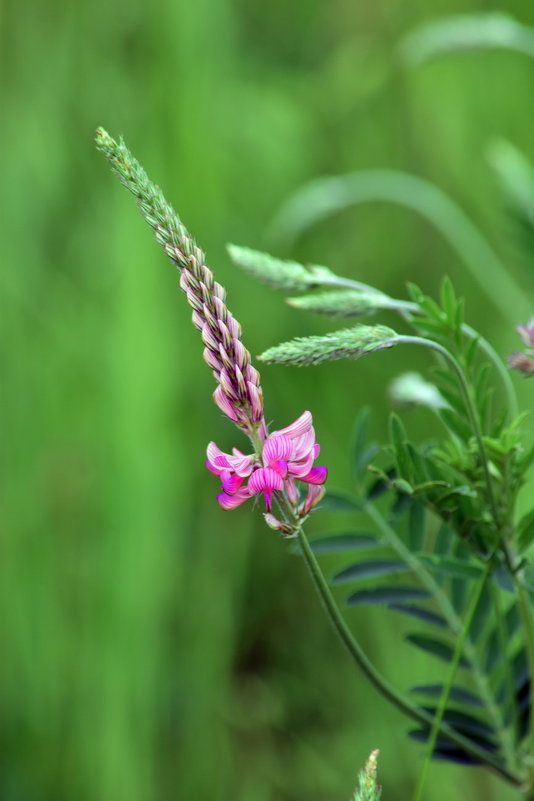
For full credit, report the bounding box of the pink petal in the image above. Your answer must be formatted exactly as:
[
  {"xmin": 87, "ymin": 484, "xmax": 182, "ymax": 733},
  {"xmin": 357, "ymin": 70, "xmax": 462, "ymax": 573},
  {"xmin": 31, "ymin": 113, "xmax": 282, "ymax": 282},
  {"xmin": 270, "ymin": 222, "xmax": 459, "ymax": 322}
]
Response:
[
  {"xmin": 203, "ymin": 347, "xmax": 222, "ymax": 372},
  {"xmin": 248, "ymin": 467, "xmax": 284, "ymax": 495},
  {"xmin": 299, "ymin": 484, "xmax": 326, "ymax": 515},
  {"xmin": 227, "ymin": 454, "xmax": 255, "ymax": 477},
  {"xmin": 299, "ymin": 465, "xmax": 328, "ymax": 485},
  {"xmin": 285, "ymin": 475, "xmax": 298, "ymax": 504},
  {"xmin": 288, "ymin": 451, "xmax": 316, "ymax": 478},
  {"xmin": 206, "ymin": 459, "xmax": 222, "ymax": 476},
  {"xmin": 291, "ymin": 428, "xmax": 316, "ymax": 460},
  {"xmin": 206, "ymin": 442, "xmax": 231, "ymax": 466},
  {"xmin": 213, "ymin": 386, "xmax": 238, "ymax": 422},
  {"xmin": 263, "ymin": 436, "xmax": 293, "ymax": 465},
  {"xmin": 201, "ymin": 323, "xmax": 219, "ymax": 351},
  {"xmin": 272, "ymin": 410, "xmax": 312, "ymax": 439},
  {"xmin": 221, "ymin": 472, "xmax": 244, "ymax": 494},
  {"xmin": 245, "ymin": 364, "xmax": 261, "ymax": 386},
  {"xmin": 247, "ymin": 381, "xmax": 264, "ymax": 422},
  {"xmin": 217, "ymin": 489, "xmax": 251, "ymax": 510}
]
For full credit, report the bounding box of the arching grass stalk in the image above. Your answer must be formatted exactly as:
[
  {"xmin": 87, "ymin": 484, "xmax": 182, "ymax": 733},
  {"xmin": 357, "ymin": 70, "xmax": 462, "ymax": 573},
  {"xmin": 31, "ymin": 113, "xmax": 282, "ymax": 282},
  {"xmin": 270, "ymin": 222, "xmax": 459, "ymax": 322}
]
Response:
[{"xmin": 411, "ymin": 564, "xmax": 493, "ymax": 801}]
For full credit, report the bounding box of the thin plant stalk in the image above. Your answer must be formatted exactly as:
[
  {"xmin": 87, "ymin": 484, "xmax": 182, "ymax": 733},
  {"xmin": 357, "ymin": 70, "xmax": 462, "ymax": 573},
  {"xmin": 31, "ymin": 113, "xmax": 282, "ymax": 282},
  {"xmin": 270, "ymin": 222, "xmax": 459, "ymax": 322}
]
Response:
[
  {"xmin": 291, "ymin": 516, "xmax": 521, "ymax": 786},
  {"xmin": 411, "ymin": 564, "xmax": 493, "ymax": 801}
]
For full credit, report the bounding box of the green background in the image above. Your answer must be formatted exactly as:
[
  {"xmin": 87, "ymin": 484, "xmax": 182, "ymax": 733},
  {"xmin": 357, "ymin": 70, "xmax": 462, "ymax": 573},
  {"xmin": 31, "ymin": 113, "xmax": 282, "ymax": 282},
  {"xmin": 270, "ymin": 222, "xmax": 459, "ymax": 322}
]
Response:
[{"xmin": 3, "ymin": 1, "xmax": 534, "ymax": 799}]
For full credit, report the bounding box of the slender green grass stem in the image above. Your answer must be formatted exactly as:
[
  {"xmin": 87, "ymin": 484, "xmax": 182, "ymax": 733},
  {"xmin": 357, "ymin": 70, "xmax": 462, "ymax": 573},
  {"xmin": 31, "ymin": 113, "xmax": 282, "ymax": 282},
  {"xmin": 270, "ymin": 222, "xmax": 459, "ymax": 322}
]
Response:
[
  {"xmin": 411, "ymin": 565, "xmax": 492, "ymax": 801},
  {"xmin": 291, "ymin": 521, "xmax": 521, "ymax": 785},
  {"xmin": 396, "ymin": 335, "xmax": 501, "ymax": 530}
]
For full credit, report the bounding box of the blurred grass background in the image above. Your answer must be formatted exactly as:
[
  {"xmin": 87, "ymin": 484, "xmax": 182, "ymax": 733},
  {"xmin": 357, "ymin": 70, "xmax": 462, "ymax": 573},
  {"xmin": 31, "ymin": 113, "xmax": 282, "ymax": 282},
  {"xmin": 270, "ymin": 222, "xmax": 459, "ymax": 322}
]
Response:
[{"xmin": 3, "ymin": 0, "xmax": 534, "ymax": 799}]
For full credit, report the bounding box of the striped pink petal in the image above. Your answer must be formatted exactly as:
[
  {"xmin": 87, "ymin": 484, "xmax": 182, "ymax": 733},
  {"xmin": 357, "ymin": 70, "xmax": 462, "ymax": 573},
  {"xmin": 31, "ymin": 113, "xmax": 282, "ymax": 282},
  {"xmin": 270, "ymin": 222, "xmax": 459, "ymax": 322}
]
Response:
[
  {"xmin": 248, "ymin": 467, "xmax": 284, "ymax": 494},
  {"xmin": 227, "ymin": 454, "xmax": 255, "ymax": 477},
  {"xmin": 263, "ymin": 435, "xmax": 293, "ymax": 464},
  {"xmin": 299, "ymin": 465, "xmax": 328, "ymax": 485},
  {"xmin": 206, "ymin": 442, "xmax": 232, "ymax": 473},
  {"xmin": 299, "ymin": 484, "xmax": 326, "ymax": 515},
  {"xmin": 213, "ymin": 386, "xmax": 238, "ymax": 421},
  {"xmin": 288, "ymin": 450, "xmax": 316, "ymax": 478},
  {"xmin": 248, "ymin": 467, "xmax": 284, "ymax": 512},
  {"xmin": 290, "ymin": 428, "xmax": 316, "ymax": 460},
  {"xmin": 221, "ymin": 472, "xmax": 244, "ymax": 494},
  {"xmin": 217, "ymin": 488, "xmax": 252, "ymax": 510},
  {"xmin": 271, "ymin": 410, "xmax": 312, "ymax": 439},
  {"xmin": 284, "ymin": 475, "xmax": 298, "ymax": 504}
]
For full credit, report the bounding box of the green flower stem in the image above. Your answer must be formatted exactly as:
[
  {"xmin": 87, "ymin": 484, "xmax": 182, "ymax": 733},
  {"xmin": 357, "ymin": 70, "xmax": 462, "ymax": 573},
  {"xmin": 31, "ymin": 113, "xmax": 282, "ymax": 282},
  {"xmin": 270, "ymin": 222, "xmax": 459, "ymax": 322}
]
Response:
[
  {"xmin": 396, "ymin": 335, "xmax": 501, "ymax": 530},
  {"xmin": 287, "ymin": 508, "xmax": 521, "ymax": 785},
  {"xmin": 321, "ymin": 275, "xmax": 518, "ymax": 417},
  {"xmin": 411, "ymin": 564, "xmax": 493, "ymax": 801}
]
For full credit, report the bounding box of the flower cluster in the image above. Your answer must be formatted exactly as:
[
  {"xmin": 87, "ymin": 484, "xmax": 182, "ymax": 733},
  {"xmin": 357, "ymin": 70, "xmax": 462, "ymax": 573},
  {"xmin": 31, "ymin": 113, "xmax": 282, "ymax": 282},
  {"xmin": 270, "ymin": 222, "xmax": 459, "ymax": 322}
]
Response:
[
  {"xmin": 508, "ymin": 318, "xmax": 534, "ymax": 377},
  {"xmin": 96, "ymin": 130, "xmax": 328, "ymax": 532},
  {"xmin": 206, "ymin": 410, "xmax": 327, "ymax": 527}
]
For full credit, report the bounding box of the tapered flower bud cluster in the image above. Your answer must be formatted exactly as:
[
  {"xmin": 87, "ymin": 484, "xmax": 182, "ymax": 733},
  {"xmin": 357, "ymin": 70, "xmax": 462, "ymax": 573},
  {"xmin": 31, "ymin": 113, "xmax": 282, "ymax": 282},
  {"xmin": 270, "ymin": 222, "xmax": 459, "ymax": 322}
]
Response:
[{"xmin": 95, "ymin": 128, "xmax": 263, "ymax": 432}]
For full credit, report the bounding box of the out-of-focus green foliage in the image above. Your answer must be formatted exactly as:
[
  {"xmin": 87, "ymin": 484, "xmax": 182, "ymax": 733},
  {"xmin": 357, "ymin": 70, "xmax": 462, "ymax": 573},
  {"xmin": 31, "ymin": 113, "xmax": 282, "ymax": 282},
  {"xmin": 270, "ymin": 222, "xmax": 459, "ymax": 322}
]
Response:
[{"xmin": 3, "ymin": 1, "xmax": 534, "ymax": 799}]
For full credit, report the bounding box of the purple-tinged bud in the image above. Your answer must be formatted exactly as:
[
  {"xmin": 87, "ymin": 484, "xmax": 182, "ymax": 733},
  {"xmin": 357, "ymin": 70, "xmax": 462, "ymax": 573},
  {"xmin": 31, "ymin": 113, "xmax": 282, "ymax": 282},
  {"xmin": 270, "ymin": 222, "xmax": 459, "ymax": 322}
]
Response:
[
  {"xmin": 191, "ymin": 310, "xmax": 204, "ymax": 331},
  {"xmin": 218, "ymin": 320, "xmax": 233, "ymax": 350},
  {"xmin": 247, "ymin": 382, "xmax": 264, "ymax": 422},
  {"xmin": 263, "ymin": 513, "xmax": 294, "ymax": 535},
  {"xmin": 203, "ymin": 347, "xmax": 222, "ymax": 372},
  {"xmin": 213, "ymin": 386, "xmax": 238, "ymax": 421},
  {"xmin": 235, "ymin": 365, "xmax": 247, "ymax": 396},
  {"xmin": 298, "ymin": 484, "xmax": 326, "ymax": 516},
  {"xmin": 213, "ymin": 282, "xmax": 225, "ymax": 301},
  {"xmin": 233, "ymin": 338, "xmax": 247, "ymax": 368},
  {"xmin": 246, "ymin": 365, "xmax": 261, "ymax": 386},
  {"xmin": 202, "ymin": 303, "xmax": 217, "ymax": 330},
  {"xmin": 227, "ymin": 318, "xmax": 242, "ymax": 339},
  {"xmin": 508, "ymin": 351, "xmax": 534, "ymax": 377},
  {"xmin": 218, "ymin": 343, "xmax": 233, "ymax": 371},
  {"xmin": 285, "ymin": 475, "xmax": 298, "ymax": 504},
  {"xmin": 201, "ymin": 323, "xmax": 219, "ymax": 351},
  {"xmin": 213, "ymin": 296, "xmax": 226, "ymax": 319},
  {"xmin": 219, "ymin": 367, "xmax": 239, "ymax": 400}
]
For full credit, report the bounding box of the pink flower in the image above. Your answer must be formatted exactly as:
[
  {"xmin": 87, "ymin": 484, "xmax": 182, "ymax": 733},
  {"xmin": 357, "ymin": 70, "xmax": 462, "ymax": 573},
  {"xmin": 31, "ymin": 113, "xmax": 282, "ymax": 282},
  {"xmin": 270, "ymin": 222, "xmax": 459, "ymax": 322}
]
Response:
[
  {"xmin": 507, "ymin": 351, "xmax": 534, "ymax": 377},
  {"xmin": 206, "ymin": 410, "xmax": 328, "ymax": 515}
]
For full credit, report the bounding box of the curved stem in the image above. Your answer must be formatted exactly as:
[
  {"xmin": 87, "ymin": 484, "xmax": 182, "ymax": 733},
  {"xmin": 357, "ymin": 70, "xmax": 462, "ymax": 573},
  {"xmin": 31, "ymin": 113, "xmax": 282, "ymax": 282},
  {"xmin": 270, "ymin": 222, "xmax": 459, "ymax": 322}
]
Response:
[
  {"xmin": 411, "ymin": 565, "xmax": 492, "ymax": 801},
  {"xmin": 396, "ymin": 335, "xmax": 501, "ymax": 530},
  {"xmin": 294, "ymin": 522, "xmax": 521, "ymax": 785}
]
